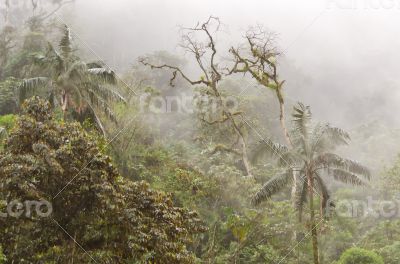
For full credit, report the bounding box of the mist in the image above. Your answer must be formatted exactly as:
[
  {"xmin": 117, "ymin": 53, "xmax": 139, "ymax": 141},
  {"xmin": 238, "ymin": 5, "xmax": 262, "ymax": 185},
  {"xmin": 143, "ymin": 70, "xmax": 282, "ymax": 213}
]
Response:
[
  {"xmin": 57, "ymin": 0, "xmax": 400, "ymax": 130},
  {"xmin": 2, "ymin": 1, "xmax": 400, "ymax": 263}
]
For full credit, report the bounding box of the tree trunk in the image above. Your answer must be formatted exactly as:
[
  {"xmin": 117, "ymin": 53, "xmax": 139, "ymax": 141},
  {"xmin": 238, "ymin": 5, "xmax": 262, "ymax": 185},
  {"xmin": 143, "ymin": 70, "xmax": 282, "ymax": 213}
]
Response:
[
  {"xmin": 212, "ymin": 83, "xmax": 252, "ymax": 177},
  {"xmin": 276, "ymin": 86, "xmax": 292, "ymax": 147},
  {"xmin": 291, "ymin": 170, "xmax": 299, "ymax": 209},
  {"xmin": 307, "ymin": 171, "xmax": 320, "ymax": 264},
  {"xmin": 225, "ymin": 110, "xmax": 251, "ymax": 176},
  {"xmin": 238, "ymin": 133, "xmax": 251, "ymax": 176},
  {"xmin": 276, "ymin": 85, "xmax": 300, "ymax": 215},
  {"xmin": 4, "ymin": 0, "xmax": 10, "ymax": 24},
  {"xmin": 61, "ymin": 92, "xmax": 68, "ymax": 120},
  {"xmin": 228, "ymin": 110, "xmax": 251, "ymax": 177},
  {"xmin": 278, "ymin": 99, "xmax": 292, "ymax": 146}
]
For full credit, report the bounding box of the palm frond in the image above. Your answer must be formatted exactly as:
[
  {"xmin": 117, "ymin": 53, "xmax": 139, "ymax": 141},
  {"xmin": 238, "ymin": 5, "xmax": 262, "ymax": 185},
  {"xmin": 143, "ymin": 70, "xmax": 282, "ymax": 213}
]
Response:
[
  {"xmin": 310, "ymin": 122, "xmax": 327, "ymax": 150},
  {"xmin": 70, "ymin": 84, "xmax": 83, "ymax": 110},
  {"xmin": 87, "ymin": 68, "xmax": 117, "ymax": 84},
  {"xmin": 323, "ymin": 125, "xmax": 350, "ymax": 145},
  {"xmin": 292, "ymin": 102, "xmax": 312, "ymax": 139},
  {"xmin": 311, "ymin": 123, "xmax": 350, "ymax": 154},
  {"xmin": 86, "ymin": 88, "xmax": 118, "ymax": 123},
  {"xmin": 90, "ymin": 84, "xmax": 126, "ymax": 104},
  {"xmin": 315, "ymin": 153, "xmax": 371, "ymax": 180},
  {"xmin": 67, "ymin": 61, "xmax": 87, "ymax": 82},
  {"xmin": 346, "ymin": 159, "xmax": 371, "ymax": 180},
  {"xmin": 20, "ymin": 77, "xmax": 49, "ymax": 90},
  {"xmin": 59, "ymin": 25, "xmax": 72, "ymax": 57},
  {"xmin": 330, "ymin": 169, "xmax": 366, "ymax": 186},
  {"xmin": 314, "ymin": 173, "xmax": 330, "ymax": 216},
  {"xmin": 252, "ymin": 169, "xmax": 293, "ymax": 205},
  {"xmin": 18, "ymin": 77, "xmax": 50, "ymax": 103},
  {"xmin": 250, "ymin": 139, "xmax": 289, "ymax": 164},
  {"xmin": 294, "ymin": 176, "xmax": 308, "ymax": 221},
  {"xmin": 291, "ymin": 103, "xmax": 312, "ymax": 156},
  {"xmin": 277, "ymin": 151, "xmax": 304, "ymax": 167},
  {"xmin": 45, "ymin": 42, "xmax": 64, "ymax": 74},
  {"xmin": 85, "ymin": 103, "xmax": 107, "ymax": 136}
]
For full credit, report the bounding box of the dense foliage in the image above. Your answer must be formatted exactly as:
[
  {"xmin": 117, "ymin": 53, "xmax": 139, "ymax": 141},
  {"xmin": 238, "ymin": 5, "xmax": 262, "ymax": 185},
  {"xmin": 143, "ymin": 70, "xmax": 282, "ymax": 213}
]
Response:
[
  {"xmin": 1, "ymin": 2, "xmax": 400, "ymax": 263},
  {"xmin": 0, "ymin": 97, "xmax": 205, "ymax": 263},
  {"xmin": 337, "ymin": 248, "xmax": 384, "ymax": 264},
  {"xmin": 0, "ymin": 246, "xmax": 5, "ymax": 264}
]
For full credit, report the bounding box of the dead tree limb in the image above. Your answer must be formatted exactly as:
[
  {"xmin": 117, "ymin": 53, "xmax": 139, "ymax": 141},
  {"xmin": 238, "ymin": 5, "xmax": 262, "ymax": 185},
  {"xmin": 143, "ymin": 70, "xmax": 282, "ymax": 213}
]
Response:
[
  {"xmin": 140, "ymin": 16, "xmax": 252, "ymax": 176},
  {"xmin": 229, "ymin": 25, "xmax": 300, "ymax": 204},
  {"xmin": 229, "ymin": 25, "xmax": 292, "ymax": 147}
]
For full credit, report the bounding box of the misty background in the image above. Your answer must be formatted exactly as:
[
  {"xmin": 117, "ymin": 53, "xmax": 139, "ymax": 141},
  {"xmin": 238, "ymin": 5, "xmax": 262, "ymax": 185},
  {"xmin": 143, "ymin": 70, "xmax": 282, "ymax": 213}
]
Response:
[
  {"xmin": 57, "ymin": 0, "xmax": 400, "ymax": 168},
  {"xmin": 57, "ymin": 0, "xmax": 400, "ymax": 129},
  {"xmin": 2, "ymin": 1, "xmax": 400, "ymax": 262}
]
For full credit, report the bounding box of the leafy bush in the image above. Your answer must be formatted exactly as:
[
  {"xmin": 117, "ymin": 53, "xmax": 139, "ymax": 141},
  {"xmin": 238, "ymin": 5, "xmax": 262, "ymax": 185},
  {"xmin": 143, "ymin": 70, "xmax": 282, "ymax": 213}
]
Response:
[
  {"xmin": 338, "ymin": 248, "xmax": 384, "ymax": 264},
  {"xmin": 379, "ymin": 241, "xmax": 400, "ymax": 264},
  {"xmin": 0, "ymin": 78, "xmax": 18, "ymax": 115},
  {"xmin": 0, "ymin": 97, "xmax": 205, "ymax": 263},
  {"xmin": 0, "ymin": 114, "xmax": 15, "ymax": 150},
  {"xmin": 0, "ymin": 245, "xmax": 5, "ymax": 264},
  {"xmin": 0, "ymin": 114, "xmax": 16, "ymax": 130}
]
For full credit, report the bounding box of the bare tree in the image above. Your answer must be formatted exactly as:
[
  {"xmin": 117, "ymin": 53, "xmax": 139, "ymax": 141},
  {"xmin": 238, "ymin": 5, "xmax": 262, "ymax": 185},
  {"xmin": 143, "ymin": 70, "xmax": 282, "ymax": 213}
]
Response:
[
  {"xmin": 228, "ymin": 25, "xmax": 306, "ymax": 207},
  {"xmin": 229, "ymin": 25, "xmax": 292, "ymax": 147},
  {"xmin": 140, "ymin": 16, "xmax": 252, "ymax": 176}
]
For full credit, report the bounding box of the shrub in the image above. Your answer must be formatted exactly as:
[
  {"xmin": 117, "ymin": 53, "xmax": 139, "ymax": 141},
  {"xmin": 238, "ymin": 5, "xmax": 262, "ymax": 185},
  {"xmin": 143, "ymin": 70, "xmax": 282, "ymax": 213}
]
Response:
[
  {"xmin": 338, "ymin": 247, "xmax": 384, "ymax": 264},
  {"xmin": 0, "ymin": 245, "xmax": 5, "ymax": 264},
  {"xmin": 379, "ymin": 241, "xmax": 400, "ymax": 264},
  {"xmin": 0, "ymin": 114, "xmax": 16, "ymax": 130},
  {"xmin": 0, "ymin": 78, "xmax": 18, "ymax": 115},
  {"xmin": 0, "ymin": 97, "xmax": 205, "ymax": 263}
]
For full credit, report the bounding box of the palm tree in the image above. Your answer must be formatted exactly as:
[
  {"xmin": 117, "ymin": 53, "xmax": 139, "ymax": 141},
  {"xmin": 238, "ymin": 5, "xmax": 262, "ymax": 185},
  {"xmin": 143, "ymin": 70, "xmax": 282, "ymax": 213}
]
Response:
[
  {"xmin": 18, "ymin": 25, "xmax": 125, "ymax": 134},
  {"xmin": 252, "ymin": 103, "xmax": 371, "ymax": 264}
]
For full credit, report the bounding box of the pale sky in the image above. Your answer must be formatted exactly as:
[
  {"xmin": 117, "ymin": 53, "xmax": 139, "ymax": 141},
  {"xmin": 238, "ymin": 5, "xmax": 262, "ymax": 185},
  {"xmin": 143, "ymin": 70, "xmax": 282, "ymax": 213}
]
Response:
[{"xmin": 58, "ymin": 0, "xmax": 400, "ymax": 127}]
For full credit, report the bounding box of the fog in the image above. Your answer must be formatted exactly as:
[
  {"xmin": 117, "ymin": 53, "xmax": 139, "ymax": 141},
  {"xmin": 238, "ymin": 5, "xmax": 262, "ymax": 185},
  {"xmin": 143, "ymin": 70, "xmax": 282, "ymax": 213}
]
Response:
[
  {"xmin": 56, "ymin": 0, "xmax": 400, "ymax": 130},
  {"xmin": 2, "ymin": 1, "xmax": 400, "ymax": 261}
]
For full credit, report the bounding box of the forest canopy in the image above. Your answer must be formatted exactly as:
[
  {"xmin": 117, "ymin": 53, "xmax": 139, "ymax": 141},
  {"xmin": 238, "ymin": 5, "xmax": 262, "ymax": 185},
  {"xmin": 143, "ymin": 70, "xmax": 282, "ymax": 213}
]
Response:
[{"xmin": 1, "ymin": 1, "xmax": 400, "ymax": 263}]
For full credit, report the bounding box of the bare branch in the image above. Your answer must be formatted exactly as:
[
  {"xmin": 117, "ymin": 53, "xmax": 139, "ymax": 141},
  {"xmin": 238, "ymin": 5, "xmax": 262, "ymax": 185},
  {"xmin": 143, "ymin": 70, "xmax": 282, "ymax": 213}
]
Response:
[
  {"xmin": 209, "ymin": 144, "xmax": 241, "ymax": 156},
  {"xmin": 139, "ymin": 57, "xmax": 208, "ymax": 87},
  {"xmin": 141, "ymin": 17, "xmax": 252, "ymax": 176},
  {"xmin": 230, "ymin": 25, "xmax": 292, "ymax": 147}
]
